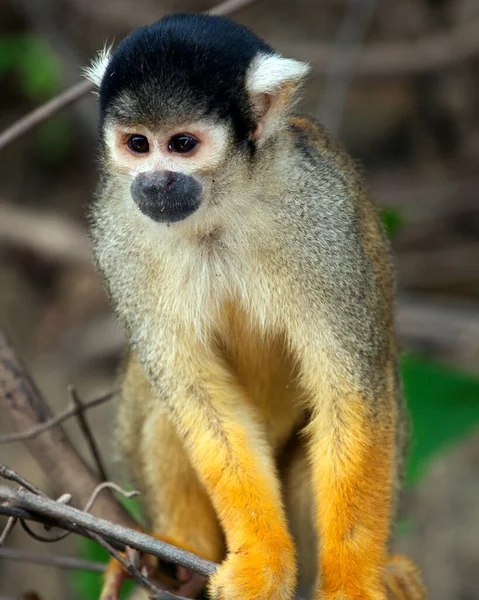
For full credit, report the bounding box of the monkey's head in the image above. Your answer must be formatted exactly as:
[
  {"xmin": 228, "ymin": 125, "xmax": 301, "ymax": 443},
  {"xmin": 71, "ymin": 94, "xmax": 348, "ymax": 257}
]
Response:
[{"xmin": 86, "ymin": 14, "xmax": 309, "ymax": 225}]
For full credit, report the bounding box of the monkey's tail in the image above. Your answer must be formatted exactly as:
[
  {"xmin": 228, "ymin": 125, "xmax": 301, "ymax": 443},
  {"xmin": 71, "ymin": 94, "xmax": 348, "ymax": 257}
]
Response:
[{"xmin": 385, "ymin": 554, "xmax": 427, "ymax": 600}]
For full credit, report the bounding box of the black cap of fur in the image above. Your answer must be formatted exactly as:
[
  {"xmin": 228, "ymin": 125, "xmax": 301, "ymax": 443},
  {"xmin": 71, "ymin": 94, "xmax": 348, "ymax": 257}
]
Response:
[{"xmin": 99, "ymin": 14, "xmax": 273, "ymax": 143}]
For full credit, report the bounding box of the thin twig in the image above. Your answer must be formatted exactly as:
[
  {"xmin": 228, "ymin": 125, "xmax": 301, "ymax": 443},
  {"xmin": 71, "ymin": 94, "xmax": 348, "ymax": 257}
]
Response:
[
  {"xmin": 0, "ymin": 486, "xmax": 204, "ymax": 598},
  {"xmin": 0, "ymin": 80, "xmax": 93, "ymax": 151},
  {"xmin": 0, "ymin": 464, "xmax": 71, "ymax": 542},
  {"xmin": 0, "ymin": 464, "xmax": 45, "ymax": 496},
  {"xmin": 0, "ymin": 391, "xmax": 116, "ymax": 444},
  {"xmin": 0, "ymin": 502, "xmax": 182, "ymax": 585},
  {"xmin": 0, "ymin": 547, "xmax": 105, "ymax": 572},
  {"xmin": 83, "ymin": 482, "xmax": 140, "ymax": 514},
  {"xmin": 0, "ymin": 517, "xmax": 17, "ymax": 546},
  {"xmin": 68, "ymin": 385, "xmax": 109, "ymax": 481},
  {"xmin": 19, "ymin": 518, "xmax": 70, "ymax": 543},
  {"xmin": 319, "ymin": 0, "xmax": 378, "ymax": 134}
]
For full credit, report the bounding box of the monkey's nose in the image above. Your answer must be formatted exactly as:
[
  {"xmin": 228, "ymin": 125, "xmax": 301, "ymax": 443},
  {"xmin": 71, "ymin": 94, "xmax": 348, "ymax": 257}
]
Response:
[
  {"xmin": 130, "ymin": 170, "xmax": 203, "ymax": 223},
  {"xmin": 136, "ymin": 171, "xmax": 177, "ymax": 200}
]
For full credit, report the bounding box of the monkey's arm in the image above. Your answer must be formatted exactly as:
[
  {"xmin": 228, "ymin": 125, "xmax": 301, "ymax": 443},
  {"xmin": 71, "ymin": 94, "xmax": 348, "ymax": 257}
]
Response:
[
  {"xmin": 100, "ymin": 354, "xmax": 224, "ymax": 600},
  {"xmin": 283, "ymin": 115, "xmax": 403, "ymax": 600},
  {"xmin": 141, "ymin": 332, "xmax": 297, "ymax": 600},
  {"xmin": 303, "ymin": 351, "xmax": 395, "ymax": 600}
]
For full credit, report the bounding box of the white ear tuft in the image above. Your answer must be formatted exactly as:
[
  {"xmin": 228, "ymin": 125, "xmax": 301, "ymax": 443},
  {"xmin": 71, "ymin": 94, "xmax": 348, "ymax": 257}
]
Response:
[
  {"xmin": 246, "ymin": 53, "xmax": 310, "ymax": 95},
  {"xmin": 83, "ymin": 43, "xmax": 113, "ymax": 88}
]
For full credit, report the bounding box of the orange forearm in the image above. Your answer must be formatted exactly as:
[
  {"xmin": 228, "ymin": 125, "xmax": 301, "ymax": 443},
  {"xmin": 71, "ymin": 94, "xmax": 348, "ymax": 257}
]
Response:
[{"xmin": 310, "ymin": 394, "xmax": 395, "ymax": 600}]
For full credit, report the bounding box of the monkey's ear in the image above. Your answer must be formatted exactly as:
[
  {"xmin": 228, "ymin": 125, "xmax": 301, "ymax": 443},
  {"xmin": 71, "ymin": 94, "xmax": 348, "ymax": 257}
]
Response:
[
  {"xmin": 246, "ymin": 53, "xmax": 310, "ymax": 142},
  {"xmin": 83, "ymin": 43, "xmax": 113, "ymax": 88}
]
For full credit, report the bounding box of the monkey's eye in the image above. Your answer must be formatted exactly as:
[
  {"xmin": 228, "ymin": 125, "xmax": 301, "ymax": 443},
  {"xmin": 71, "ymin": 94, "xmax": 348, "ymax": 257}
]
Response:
[
  {"xmin": 168, "ymin": 134, "xmax": 199, "ymax": 154},
  {"xmin": 127, "ymin": 135, "xmax": 150, "ymax": 154}
]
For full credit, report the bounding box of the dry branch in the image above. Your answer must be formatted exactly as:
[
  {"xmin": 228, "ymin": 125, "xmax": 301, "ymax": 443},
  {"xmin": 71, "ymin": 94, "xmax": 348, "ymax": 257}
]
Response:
[
  {"xmin": 0, "ymin": 485, "xmax": 217, "ymax": 576},
  {"xmin": 0, "ymin": 483, "xmax": 194, "ymax": 600},
  {"xmin": 0, "ymin": 516, "xmax": 16, "ymax": 545},
  {"xmin": 0, "ymin": 503, "xmax": 125, "ymax": 548}
]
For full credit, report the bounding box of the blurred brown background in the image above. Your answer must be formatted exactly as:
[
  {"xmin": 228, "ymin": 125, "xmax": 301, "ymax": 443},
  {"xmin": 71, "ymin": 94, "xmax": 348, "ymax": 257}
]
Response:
[{"xmin": 1, "ymin": 0, "xmax": 479, "ymax": 598}]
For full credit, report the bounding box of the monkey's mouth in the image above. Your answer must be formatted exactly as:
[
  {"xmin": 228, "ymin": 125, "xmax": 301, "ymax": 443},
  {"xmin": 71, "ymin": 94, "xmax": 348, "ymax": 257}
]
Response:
[{"xmin": 130, "ymin": 171, "xmax": 203, "ymax": 223}]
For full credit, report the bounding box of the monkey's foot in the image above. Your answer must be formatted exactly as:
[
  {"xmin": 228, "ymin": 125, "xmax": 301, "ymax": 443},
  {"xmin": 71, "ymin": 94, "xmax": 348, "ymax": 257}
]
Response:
[
  {"xmin": 208, "ymin": 543, "xmax": 296, "ymax": 600},
  {"xmin": 385, "ymin": 554, "xmax": 426, "ymax": 600},
  {"xmin": 99, "ymin": 540, "xmax": 207, "ymax": 600}
]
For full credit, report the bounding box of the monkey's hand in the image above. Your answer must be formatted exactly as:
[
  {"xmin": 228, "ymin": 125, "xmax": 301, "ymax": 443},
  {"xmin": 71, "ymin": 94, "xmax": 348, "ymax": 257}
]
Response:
[
  {"xmin": 385, "ymin": 554, "xmax": 426, "ymax": 600},
  {"xmin": 208, "ymin": 540, "xmax": 296, "ymax": 600},
  {"xmin": 99, "ymin": 534, "xmax": 207, "ymax": 600}
]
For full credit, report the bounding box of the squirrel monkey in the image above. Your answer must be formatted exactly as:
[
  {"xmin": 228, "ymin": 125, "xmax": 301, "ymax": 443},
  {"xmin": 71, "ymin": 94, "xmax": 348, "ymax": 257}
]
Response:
[{"xmin": 86, "ymin": 14, "xmax": 426, "ymax": 600}]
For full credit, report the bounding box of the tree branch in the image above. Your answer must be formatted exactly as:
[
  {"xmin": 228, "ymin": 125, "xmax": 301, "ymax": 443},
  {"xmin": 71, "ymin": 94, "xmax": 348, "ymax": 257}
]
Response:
[
  {"xmin": 0, "ymin": 486, "xmax": 217, "ymax": 578},
  {"xmin": 0, "ymin": 504, "xmax": 125, "ymax": 549}
]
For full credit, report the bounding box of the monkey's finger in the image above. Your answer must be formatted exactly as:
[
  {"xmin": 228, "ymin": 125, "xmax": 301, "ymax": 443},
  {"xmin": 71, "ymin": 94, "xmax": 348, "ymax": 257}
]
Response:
[{"xmin": 174, "ymin": 571, "xmax": 207, "ymax": 598}]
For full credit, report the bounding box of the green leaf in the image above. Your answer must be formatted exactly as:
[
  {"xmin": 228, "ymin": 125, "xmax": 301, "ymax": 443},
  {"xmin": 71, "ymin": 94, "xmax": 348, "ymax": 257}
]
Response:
[
  {"xmin": 402, "ymin": 354, "xmax": 479, "ymax": 483},
  {"xmin": 18, "ymin": 37, "xmax": 62, "ymax": 99},
  {"xmin": 380, "ymin": 207, "xmax": 405, "ymax": 239},
  {"xmin": 0, "ymin": 34, "xmax": 62, "ymax": 100}
]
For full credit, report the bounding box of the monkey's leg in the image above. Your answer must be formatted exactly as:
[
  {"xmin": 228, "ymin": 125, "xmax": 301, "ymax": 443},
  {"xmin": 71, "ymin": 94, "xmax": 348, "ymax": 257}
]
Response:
[
  {"xmin": 157, "ymin": 345, "xmax": 296, "ymax": 600},
  {"xmin": 280, "ymin": 436, "xmax": 425, "ymax": 600},
  {"xmin": 299, "ymin": 355, "xmax": 396, "ymax": 600},
  {"xmin": 101, "ymin": 356, "xmax": 224, "ymax": 600}
]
